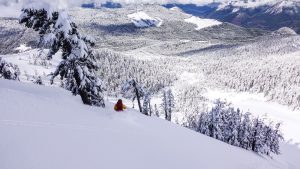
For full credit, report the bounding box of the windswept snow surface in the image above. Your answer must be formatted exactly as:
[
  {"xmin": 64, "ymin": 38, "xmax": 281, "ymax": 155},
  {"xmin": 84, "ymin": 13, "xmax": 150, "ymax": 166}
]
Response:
[
  {"xmin": 184, "ymin": 16, "xmax": 222, "ymax": 30},
  {"xmin": 128, "ymin": 11, "xmax": 163, "ymax": 28},
  {"xmin": 1, "ymin": 79, "xmax": 300, "ymax": 169}
]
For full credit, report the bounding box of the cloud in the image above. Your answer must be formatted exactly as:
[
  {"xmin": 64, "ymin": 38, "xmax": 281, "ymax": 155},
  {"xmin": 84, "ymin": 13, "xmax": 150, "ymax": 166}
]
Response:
[
  {"xmin": 0, "ymin": 0, "xmax": 216, "ymax": 18},
  {"xmin": 2, "ymin": 0, "xmax": 298, "ymax": 18},
  {"xmin": 0, "ymin": 0, "xmax": 82, "ymax": 17}
]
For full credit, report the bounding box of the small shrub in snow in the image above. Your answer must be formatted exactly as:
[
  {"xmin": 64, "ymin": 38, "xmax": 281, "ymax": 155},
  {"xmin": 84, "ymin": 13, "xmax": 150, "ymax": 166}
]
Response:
[
  {"xmin": 33, "ymin": 76, "xmax": 44, "ymax": 85},
  {"xmin": 0, "ymin": 57, "xmax": 20, "ymax": 81}
]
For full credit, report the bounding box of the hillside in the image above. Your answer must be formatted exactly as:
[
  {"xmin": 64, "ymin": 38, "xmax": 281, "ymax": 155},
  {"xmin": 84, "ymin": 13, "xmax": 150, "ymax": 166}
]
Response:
[{"xmin": 0, "ymin": 79, "xmax": 300, "ymax": 169}]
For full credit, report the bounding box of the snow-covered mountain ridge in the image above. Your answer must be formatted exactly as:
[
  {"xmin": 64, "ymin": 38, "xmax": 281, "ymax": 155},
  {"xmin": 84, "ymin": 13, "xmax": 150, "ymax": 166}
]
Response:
[{"xmin": 165, "ymin": 0, "xmax": 300, "ymax": 33}]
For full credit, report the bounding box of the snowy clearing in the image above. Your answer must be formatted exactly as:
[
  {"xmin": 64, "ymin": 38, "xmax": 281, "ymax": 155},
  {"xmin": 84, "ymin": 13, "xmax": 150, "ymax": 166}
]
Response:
[
  {"xmin": 128, "ymin": 11, "xmax": 163, "ymax": 28},
  {"xmin": 14, "ymin": 44, "xmax": 31, "ymax": 52},
  {"xmin": 0, "ymin": 79, "xmax": 300, "ymax": 169},
  {"xmin": 184, "ymin": 16, "xmax": 222, "ymax": 30}
]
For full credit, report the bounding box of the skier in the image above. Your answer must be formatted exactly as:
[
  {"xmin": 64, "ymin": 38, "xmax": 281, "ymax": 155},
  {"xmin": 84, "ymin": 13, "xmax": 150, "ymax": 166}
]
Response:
[{"xmin": 114, "ymin": 99, "xmax": 126, "ymax": 111}]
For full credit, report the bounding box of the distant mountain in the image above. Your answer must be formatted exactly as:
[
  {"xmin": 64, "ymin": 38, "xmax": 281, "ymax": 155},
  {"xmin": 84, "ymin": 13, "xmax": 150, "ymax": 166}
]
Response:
[
  {"xmin": 0, "ymin": 4, "xmax": 269, "ymax": 54},
  {"xmin": 164, "ymin": 0, "xmax": 300, "ymax": 33},
  {"xmin": 82, "ymin": 2, "xmax": 122, "ymax": 9}
]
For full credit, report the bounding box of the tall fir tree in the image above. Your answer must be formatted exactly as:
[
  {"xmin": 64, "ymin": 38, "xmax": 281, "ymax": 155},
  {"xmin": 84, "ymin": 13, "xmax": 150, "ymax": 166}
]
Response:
[
  {"xmin": 161, "ymin": 88, "xmax": 175, "ymax": 121},
  {"xmin": 238, "ymin": 112, "xmax": 253, "ymax": 150},
  {"xmin": 251, "ymin": 117, "xmax": 265, "ymax": 154},
  {"xmin": 166, "ymin": 89, "xmax": 175, "ymax": 121},
  {"xmin": 19, "ymin": 6, "xmax": 105, "ymax": 107},
  {"xmin": 161, "ymin": 89, "xmax": 168, "ymax": 120},
  {"xmin": 142, "ymin": 91, "xmax": 151, "ymax": 116},
  {"xmin": 154, "ymin": 104, "xmax": 160, "ymax": 117},
  {"xmin": 270, "ymin": 123, "xmax": 283, "ymax": 155}
]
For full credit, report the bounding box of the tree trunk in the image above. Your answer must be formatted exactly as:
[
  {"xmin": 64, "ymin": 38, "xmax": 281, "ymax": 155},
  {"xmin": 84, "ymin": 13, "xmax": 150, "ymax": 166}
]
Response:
[
  {"xmin": 133, "ymin": 80, "xmax": 142, "ymax": 113},
  {"xmin": 149, "ymin": 101, "xmax": 152, "ymax": 116},
  {"xmin": 75, "ymin": 71, "xmax": 92, "ymax": 106},
  {"xmin": 79, "ymin": 89, "xmax": 92, "ymax": 106}
]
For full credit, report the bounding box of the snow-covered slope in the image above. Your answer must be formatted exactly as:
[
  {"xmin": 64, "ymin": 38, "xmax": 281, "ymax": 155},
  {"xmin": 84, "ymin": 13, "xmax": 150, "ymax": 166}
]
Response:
[
  {"xmin": 0, "ymin": 79, "xmax": 300, "ymax": 169},
  {"xmin": 274, "ymin": 27, "xmax": 298, "ymax": 35},
  {"xmin": 165, "ymin": 0, "xmax": 300, "ymax": 33}
]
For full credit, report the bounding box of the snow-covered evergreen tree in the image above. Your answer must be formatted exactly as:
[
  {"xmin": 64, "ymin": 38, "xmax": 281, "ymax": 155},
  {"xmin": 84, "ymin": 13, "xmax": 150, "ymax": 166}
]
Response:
[
  {"xmin": 19, "ymin": 5, "xmax": 105, "ymax": 107},
  {"xmin": 226, "ymin": 108, "xmax": 241, "ymax": 146},
  {"xmin": 270, "ymin": 122, "xmax": 284, "ymax": 155},
  {"xmin": 238, "ymin": 112, "xmax": 253, "ymax": 150},
  {"xmin": 209, "ymin": 100, "xmax": 225, "ymax": 141},
  {"xmin": 251, "ymin": 117, "xmax": 265, "ymax": 154},
  {"xmin": 0, "ymin": 57, "xmax": 20, "ymax": 81},
  {"xmin": 161, "ymin": 90, "xmax": 168, "ymax": 120},
  {"xmin": 166, "ymin": 89, "xmax": 175, "ymax": 121},
  {"xmin": 161, "ymin": 88, "xmax": 175, "ymax": 121},
  {"xmin": 142, "ymin": 91, "xmax": 151, "ymax": 116}
]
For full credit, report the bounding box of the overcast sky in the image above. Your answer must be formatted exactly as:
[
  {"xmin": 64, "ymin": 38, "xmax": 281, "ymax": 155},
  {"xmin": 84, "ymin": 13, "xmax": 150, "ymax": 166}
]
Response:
[
  {"xmin": 0, "ymin": 0, "xmax": 294, "ymax": 17},
  {"xmin": 0, "ymin": 0, "xmax": 221, "ymax": 17}
]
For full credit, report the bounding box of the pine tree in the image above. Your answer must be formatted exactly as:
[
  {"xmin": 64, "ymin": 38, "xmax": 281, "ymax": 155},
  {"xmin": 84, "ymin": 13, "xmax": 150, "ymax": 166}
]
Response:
[
  {"xmin": 161, "ymin": 90, "xmax": 168, "ymax": 120},
  {"xmin": 166, "ymin": 89, "xmax": 175, "ymax": 121},
  {"xmin": 198, "ymin": 112, "xmax": 210, "ymax": 136},
  {"xmin": 262, "ymin": 122, "xmax": 273, "ymax": 156},
  {"xmin": 227, "ymin": 108, "xmax": 241, "ymax": 146},
  {"xmin": 19, "ymin": 6, "xmax": 105, "ymax": 107},
  {"xmin": 142, "ymin": 91, "xmax": 151, "ymax": 116},
  {"xmin": 238, "ymin": 112, "xmax": 253, "ymax": 150},
  {"xmin": 210, "ymin": 100, "xmax": 225, "ymax": 141},
  {"xmin": 270, "ymin": 122, "xmax": 283, "ymax": 155},
  {"xmin": 161, "ymin": 88, "xmax": 175, "ymax": 121},
  {"xmin": 154, "ymin": 104, "xmax": 160, "ymax": 117},
  {"xmin": 251, "ymin": 117, "xmax": 265, "ymax": 154}
]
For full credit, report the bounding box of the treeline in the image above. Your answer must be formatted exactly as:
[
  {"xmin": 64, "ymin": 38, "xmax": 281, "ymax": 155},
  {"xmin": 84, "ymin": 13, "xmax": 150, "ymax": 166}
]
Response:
[
  {"xmin": 194, "ymin": 36, "xmax": 300, "ymax": 110},
  {"xmin": 183, "ymin": 100, "xmax": 283, "ymax": 156},
  {"xmin": 199, "ymin": 57, "xmax": 300, "ymax": 110},
  {"xmin": 95, "ymin": 50, "xmax": 177, "ymax": 96}
]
